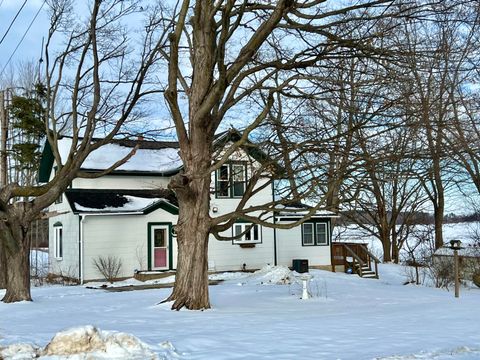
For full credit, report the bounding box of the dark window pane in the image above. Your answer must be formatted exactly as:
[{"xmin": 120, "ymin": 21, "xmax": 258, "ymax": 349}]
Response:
[
  {"xmin": 218, "ymin": 181, "xmax": 229, "ymax": 196},
  {"xmin": 233, "ymin": 181, "xmax": 245, "ymax": 196},
  {"xmin": 316, "ymin": 223, "xmax": 327, "ymax": 245},
  {"xmin": 59, "ymin": 228, "xmax": 63, "ymax": 257},
  {"xmin": 219, "ymin": 165, "xmax": 229, "ymax": 180},
  {"xmin": 253, "ymin": 225, "xmax": 259, "ymax": 240},
  {"xmin": 245, "ymin": 226, "xmax": 251, "ymax": 241},
  {"xmin": 154, "ymin": 229, "xmax": 166, "ymax": 247}
]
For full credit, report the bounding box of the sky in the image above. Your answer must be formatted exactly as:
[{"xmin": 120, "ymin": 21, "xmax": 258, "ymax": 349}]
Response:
[{"xmin": 0, "ymin": 0, "xmax": 50, "ymax": 79}]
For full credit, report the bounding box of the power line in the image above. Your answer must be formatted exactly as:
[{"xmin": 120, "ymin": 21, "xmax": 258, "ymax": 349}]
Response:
[
  {"xmin": 0, "ymin": 0, "xmax": 5, "ymax": 10},
  {"xmin": 0, "ymin": 0, "xmax": 46, "ymax": 79},
  {"xmin": 0, "ymin": 0, "xmax": 29, "ymax": 46}
]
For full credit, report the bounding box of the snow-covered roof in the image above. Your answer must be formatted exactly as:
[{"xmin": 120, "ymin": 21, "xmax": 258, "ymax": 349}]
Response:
[
  {"xmin": 57, "ymin": 137, "xmax": 183, "ymax": 174},
  {"xmin": 39, "ymin": 129, "xmax": 282, "ymax": 182},
  {"xmin": 274, "ymin": 204, "xmax": 338, "ymax": 218},
  {"xmin": 65, "ymin": 189, "xmax": 178, "ymax": 215}
]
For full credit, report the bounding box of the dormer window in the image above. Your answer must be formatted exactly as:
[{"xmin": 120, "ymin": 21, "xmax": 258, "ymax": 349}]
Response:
[{"xmin": 215, "ymin": 162, "xmax": 246, "ymax": 198}]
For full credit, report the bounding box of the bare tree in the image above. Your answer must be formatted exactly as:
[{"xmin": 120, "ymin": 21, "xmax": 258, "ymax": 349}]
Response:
[
  {"xmin": 392, "ymin": 2, "xmax": 478, "ymax": 249},
  {"xmin": 159, "ymin": 0, "xmax": 426, "ymax": 310},
  {"xmin": 349, "ymin": 125, "xmax": 429, "ymax": 262},
  {"xmin": 0, "ymin": 0, "xmax": 166, "ymax": 303}
]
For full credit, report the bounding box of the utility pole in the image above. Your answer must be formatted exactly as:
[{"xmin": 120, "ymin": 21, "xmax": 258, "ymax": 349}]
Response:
[
  {"xmin": 0, "ymin": 89, "xmax": 8, "ymax": 187},
  {"xmin": 0, "ymin": 89, "xmax": 6, "ymax": 290}
]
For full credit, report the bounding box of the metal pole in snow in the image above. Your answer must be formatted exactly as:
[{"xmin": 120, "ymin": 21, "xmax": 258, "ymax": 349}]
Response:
[{"xmin": 454, "ymin": 249, "xmax": 459, "ymax": 298}]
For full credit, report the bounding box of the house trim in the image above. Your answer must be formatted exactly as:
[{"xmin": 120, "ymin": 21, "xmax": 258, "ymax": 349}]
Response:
[
  {"xmin": 300, "ymin": 219, "xmax": 331, "ymax": 247},
  {"xmin": 147, "ymin": 222, "xmax": 174, "ymax": 271}
]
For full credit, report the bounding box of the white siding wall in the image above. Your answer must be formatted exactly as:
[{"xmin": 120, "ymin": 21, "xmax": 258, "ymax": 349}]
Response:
[
  {"xmin": 207, "ymin": 145, "xmax": 276, "ymax": 270},
  {"xmin": 48, "ymin": 197, "xmax": 80, "ymax": 279},
  {"xmin": 82, "ymin": 209, "xmax": 178, "ymax": 281},
  {"xmin": 47, "ymin": 144, "xmax": 332, "ymax": 279},
  {"xmin": 276, "ymin": 220, "xmax": 332, "ymax": 267}
]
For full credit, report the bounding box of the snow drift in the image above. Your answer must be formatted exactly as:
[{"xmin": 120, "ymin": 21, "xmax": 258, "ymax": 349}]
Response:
[{"xmin": 0, "ymin": 326, "xmax": 161, "ymax": 359}]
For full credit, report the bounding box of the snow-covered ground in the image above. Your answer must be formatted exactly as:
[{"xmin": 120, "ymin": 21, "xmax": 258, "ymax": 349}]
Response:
[{"xmin": 1, "ymin": 264, "xmax": 479, "ymax": 359}]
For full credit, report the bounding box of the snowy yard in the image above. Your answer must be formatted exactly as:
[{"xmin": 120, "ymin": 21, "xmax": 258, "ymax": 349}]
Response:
[{"xmin": 1, "ymin": 264, "xmax": 479, "ymax": 359}]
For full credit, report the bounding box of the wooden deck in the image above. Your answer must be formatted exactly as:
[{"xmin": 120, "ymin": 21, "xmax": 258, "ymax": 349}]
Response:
[{"xmin": 331, "ymin": 242, "xmax": 380, "ymax": 279}]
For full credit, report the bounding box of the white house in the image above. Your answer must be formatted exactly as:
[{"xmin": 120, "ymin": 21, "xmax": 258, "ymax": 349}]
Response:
[{"xmin": 39, "ymin": 131, "xmax": 337, "ymax": 282}]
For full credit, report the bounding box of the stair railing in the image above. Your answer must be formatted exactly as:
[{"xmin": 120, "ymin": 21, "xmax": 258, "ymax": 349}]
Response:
[
  {"xmin": 343, "ymin": 244, "xmax": 365, "ymax": 277},
  {"xmin": 359, "ymin": 244, "xmax": 380, "ymax": 279}
]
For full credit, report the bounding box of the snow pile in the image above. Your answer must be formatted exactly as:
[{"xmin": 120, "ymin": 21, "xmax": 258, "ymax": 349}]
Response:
[
  {"xmin": 0, "ymin": 343, "xmax": 38, "ymax": 359},
  {"xmin": 0, "ymin": 326, "xmax": 161, "ymax": 360},
  {"xmin": 208, "ymin": 271, "xmax": 250, "ymax": 281},
  {"xmin": 249, "ymin": 265, "xmax": 296, "ymax": 285}
]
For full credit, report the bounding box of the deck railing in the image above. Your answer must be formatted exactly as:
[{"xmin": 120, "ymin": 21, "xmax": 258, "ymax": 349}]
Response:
[{"xmin": 331, "ymin": 242, "xmax": 380, "ymax": 278}]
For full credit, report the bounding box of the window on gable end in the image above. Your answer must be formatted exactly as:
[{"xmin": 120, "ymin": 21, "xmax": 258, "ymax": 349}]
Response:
[{"xmin": 215, "ymin": 162, "xmax": 247, "ymax": 198}]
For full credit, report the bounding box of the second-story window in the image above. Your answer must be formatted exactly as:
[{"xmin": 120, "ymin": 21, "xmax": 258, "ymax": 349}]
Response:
[{"xmin": 216, "ymin": 163, "xmax": 247, "ymax": 198}]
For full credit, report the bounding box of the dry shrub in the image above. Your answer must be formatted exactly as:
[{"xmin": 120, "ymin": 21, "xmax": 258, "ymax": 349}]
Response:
[{"xmin": 92, "ymin": 256, "xmax": 123, "ymax": 283}]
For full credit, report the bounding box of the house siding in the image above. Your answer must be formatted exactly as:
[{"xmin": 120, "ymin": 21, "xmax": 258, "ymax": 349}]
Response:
[
  {"xmin": 47, "ymin": 142, "xmax": 334, "ymax": 280},
  {"xmin": 82, "ymin": 209, "xmax": 178, "ymax": 281},
  {"xmin": 276, "ymin": 219, "xmax": 332, "ymax": 268},
  {"xmin": 48, "ymin": 211, "xmax": 80, "ymax": 279}
]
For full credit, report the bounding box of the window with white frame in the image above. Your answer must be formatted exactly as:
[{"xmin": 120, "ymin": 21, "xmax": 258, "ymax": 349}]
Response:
[
  {"xmin": 54, "ymin": 225, "xmax": 63, "ymax": 259},
  {"xmin": 316, "ymin": 223, "xmax": 328, "ymax": 245},
  {"xmin": 302, "ymin": 223, "xmax": 314, "ymax": 245},
  {"xmin": 233, "ymin": 223, "xmax": 261, "ymax": 244},
  {"xmin": 215, "ymin": 163, "xmax": 247, "ymax": 198},
  {"xmin": 302, "ymin": 222, "xmax": 328, "ymax": 246}
]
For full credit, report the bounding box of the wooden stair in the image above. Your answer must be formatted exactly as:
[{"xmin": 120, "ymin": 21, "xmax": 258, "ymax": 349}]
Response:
[{"xmin": 332, "ymin": 243, "xmax": 380, "ymax": 279}]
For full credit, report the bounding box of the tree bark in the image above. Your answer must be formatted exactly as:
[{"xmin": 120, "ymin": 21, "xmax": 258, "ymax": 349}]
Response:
[
  {"xmin": 165, "ymin": 136, "xmax": 213, "ymax": 310},
  {"xmin": 0, "ymin": 242, "xmax": 6, "ymax": 289},
  {"xmin": 433, "ymin": 202, "xmax": 444, "ymax": 250},
  {"xmin": 2, "ymin": 223, "xmax": 31, "ymax": 303},
  {"xmin": 380, "ymin": 227, "xmax": 392, "ymax": 263}
]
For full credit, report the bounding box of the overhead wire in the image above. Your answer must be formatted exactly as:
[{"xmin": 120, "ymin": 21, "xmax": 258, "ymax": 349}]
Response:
[
  {"xmin": 0, "ymin": 0, "xmax": 29, "ymax": 46},
  {"xmin": 0, "ymin": 0, "xmax": 46, "ymax": 79}
]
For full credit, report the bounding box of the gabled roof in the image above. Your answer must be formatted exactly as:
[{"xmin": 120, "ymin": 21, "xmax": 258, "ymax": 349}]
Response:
[
  {"xmin": 38, "ymin": 130, "xmax": 283, "ymax": 183},
  {"xmin": 38, "ymin": 137, "xmax": 182, "ymax": 182},
  {"xmin": 64, "ymin": 189, "xmax": 178, "ymax": 215}
]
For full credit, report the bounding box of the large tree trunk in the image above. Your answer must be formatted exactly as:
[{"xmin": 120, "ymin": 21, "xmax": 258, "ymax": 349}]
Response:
[
  {"xmin": 380, "ymin": 229, "xmax": 392, "ymax": 263},
  {"xmin": 2, "ymin": 223, "xmax": 31, "ymax": 303},
  {"xmin": 433, "ymin": 203, "xmax": 444, "ymax": 250},
  {"xmin": 165, "ymin": 138, "xmax": 213, "ymax": 310},
  {"xmin": 166, "ymin": 212, "xmax": 210, "ymax": 310}
]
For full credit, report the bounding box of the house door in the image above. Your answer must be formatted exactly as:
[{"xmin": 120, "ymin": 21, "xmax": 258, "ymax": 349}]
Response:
[{"xmin": 151, "ymin": 225, "xmax": 169, "ymax": 270}]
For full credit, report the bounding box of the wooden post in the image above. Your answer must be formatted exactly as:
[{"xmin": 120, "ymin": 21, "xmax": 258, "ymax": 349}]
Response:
[{"xmin": 454, "ymin": 249, "xmax": 459, "ymax": 298}]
